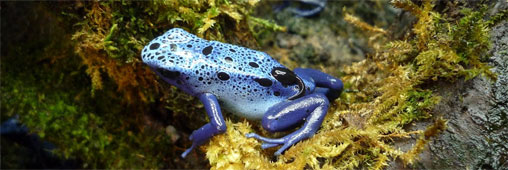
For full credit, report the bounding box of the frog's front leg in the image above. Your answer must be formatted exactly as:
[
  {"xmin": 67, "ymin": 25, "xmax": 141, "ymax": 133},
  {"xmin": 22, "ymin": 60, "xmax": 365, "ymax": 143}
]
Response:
[
  {"xmin": 246, "ymin": 93, "xmax": 329, "ymax": 156},
  {"xmin": 181, "ymin": 93, "xmax": 226, "ymax": 158}
]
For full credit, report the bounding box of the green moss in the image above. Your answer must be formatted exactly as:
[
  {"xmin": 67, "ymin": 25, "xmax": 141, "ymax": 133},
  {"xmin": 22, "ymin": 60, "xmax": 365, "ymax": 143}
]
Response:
[
  {"xmin": 486, "ymin": 8, "xmax": 508, "ymax": 28},
  {"xmin": 398, "ymin": 90, "xmax": 441, "ymax": 124},
  {"xmin": 375, "ymin": 89, "xmax": 441, "ymax": 125},
  {"xmin": 74, "ymin": 0, "xmax": 269, "ymax": 64},
  {"xmin": 0, "ymin": 16, "xmax": 176, "ymax": 167}
]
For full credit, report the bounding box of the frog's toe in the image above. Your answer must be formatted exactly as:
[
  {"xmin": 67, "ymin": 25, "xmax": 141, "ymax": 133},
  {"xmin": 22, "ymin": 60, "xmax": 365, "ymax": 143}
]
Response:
[
  {"xmin": 181, "ymin": 144, "xmax": 196, "ymax": 158},
  {"xmin": 245, "ymin": 133, "xmax": 258, "ymax": 138},
  {"xmin": 290, "ymin": 8, "xmax": 319, "ymax": 17},
  {"xmin": 274, "ymin": 142, "xmax": 294, "ymax": 156},
  {"xmin": 246, "ymin": 133, "xmax": 285, "ymax": 144},
  {"xmin": 261, "ymin": 143, "xmax": 280, "ymax": 149},
  {"xmin": 267, "ymin": 139, "xmax": 296, "ymax": 156},
  {"xmin": 276, "ymin": 130, "xmax": 316, "ymax": 155},
  {"xmin": 248, "ymin": 131, "xmax": 316, "ymax": 155}
]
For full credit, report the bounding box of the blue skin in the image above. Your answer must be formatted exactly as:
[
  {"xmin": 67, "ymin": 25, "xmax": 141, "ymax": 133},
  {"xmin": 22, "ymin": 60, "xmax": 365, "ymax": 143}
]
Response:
[
  {"xmin": 141, "ymin": 28, "xmax": 343, "ymax": 158},
  {"xmin": 274, "ymin": 0, "xmax": 327, "ymax": 17},
  {"xmin": 1, "ymin": 115, "xmax": 28, "ymax": 135}
]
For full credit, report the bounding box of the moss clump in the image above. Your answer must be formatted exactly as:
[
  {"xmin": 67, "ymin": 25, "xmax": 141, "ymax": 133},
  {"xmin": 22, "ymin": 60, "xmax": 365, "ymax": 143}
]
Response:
[
  {"xmin": 204, "ymin": 0, "xmax": 497, "ymax": 169},
  {"xmin": 1, "ymin": 3, "xmax": 178, "ymax": 166}
]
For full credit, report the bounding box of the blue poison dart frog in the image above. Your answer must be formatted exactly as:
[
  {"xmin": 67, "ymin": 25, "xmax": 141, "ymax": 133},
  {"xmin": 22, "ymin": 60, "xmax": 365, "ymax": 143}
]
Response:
[
  {"xmin": 274, "ymin": 0, "xmax": 327, "ymax": 17},
  {"xmin": 141, "ymin": 28, "xmax": 343, "ymax": 158}
]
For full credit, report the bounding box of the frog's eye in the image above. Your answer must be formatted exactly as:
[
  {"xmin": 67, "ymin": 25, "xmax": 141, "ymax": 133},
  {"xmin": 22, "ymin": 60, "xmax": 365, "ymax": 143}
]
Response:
[
  {"xmin": 271, "ymin": 67, "xmax": 305, "ymax": 100},
  {"xmin": 271, "ymin": 67, "xmax": 298, "ymax": 86}
]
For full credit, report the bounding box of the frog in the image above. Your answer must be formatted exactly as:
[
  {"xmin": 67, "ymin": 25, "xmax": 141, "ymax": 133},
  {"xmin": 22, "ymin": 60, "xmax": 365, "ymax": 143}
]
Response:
[
  {"xmin": 141, "ymin": 28, "xmax": 343, "ymax": 158},
  {"xmin": 274, "ymin": 0, "xmax": 327, "ymax": 17}
]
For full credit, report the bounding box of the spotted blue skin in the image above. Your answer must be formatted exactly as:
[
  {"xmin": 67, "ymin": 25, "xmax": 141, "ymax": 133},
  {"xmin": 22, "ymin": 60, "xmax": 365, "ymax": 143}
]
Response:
[{"xmin": 142, "ymin": 28, "xmax": 343, "ymax": 158}]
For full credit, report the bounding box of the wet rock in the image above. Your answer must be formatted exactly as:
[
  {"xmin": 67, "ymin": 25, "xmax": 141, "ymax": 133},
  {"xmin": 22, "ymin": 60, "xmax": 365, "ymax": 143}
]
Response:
[{"xmin": 389, "ymin": 20, "xmax": 508, "ymax": 170}]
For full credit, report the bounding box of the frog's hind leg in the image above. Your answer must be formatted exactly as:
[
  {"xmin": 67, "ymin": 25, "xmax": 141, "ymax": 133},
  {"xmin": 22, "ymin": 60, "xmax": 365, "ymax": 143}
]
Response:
[
  {"xmin": 246, "ymin": 93, "xmax": 329, "ymax": 156},
  {"xmin": 273, "ymin": 1, "xmax": 290, "ymax": 13},
  {"xmin": 181, "ymin": 93, "xmax": 226, "ymax": 158},
  {"xmin": 295, "ymin": 68, "xmax": 343, "ymax": 101},
  {"xmin": 290, "ymin": 0, "xmax": 327, "ymax": 17}
]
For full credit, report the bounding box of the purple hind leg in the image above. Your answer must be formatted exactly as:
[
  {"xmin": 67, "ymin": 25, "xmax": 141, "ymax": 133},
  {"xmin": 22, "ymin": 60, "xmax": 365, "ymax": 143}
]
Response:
[
  {"xmin": 294, "ymin": 68, "xmax": 343, "ymax": 101},
  {"xmin": 273, "ymin": 1, "xmax": 290, "ymax": 12},
  {"xmin": 181, "ymin": 93, "xmax": 226, "ymax": 158},
  {"xmin": 274, "ymin": 0, "xmax": 326, "ymax": 17},
  {"xmin": 290, "ymin": 0, "xmax": 327, "ymax": 17},
  {"xmin": 246, "ymin": 93, "xmax": 329, "ymax": 156},
  {"xmin": 245, "ymin": 68, "xmax": 342, "ymax": 156}
]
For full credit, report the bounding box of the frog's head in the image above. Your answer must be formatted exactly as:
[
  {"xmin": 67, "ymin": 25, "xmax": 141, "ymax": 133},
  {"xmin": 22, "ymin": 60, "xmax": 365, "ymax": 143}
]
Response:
[{"xmin": 141, "ymin": 28, "xmax": 199, "ymax": 84}]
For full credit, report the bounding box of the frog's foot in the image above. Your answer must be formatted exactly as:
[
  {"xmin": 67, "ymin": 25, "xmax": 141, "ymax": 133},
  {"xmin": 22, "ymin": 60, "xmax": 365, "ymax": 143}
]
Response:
[
  {"xmin": 290, "ymin": 0, "xmax": 327, "ymax": 17},
  {"xmin": 246, "ymin": 129, "xmax": 316, "ymax": 156},
  {"xmin": 181, "ymin": 143, "xmax": 197, "ymax": 158},
  {"xmin": 245, "ymin": 133, "xmax": 283, "ymax": 149},
  {"xmin": 181, "ymin": 93, "xmax": 226, "ymax": 158},
  {"xmin": 0, "ymin": 115, "xmax": 28, "ymax": 135},
  {"xmin": 273, "ymin": 1, "xmax": 290, "ymax": 13}
]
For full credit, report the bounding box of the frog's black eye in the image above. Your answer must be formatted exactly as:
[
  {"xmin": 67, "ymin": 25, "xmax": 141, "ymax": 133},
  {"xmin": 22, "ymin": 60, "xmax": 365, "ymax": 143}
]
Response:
[
  {"xmin": 271, "ymin": 67, "xmax": 305, "ymax": 100},
  {"xmin": 271, "ymin": 67, "xmax": 298, "ymax": 86}
]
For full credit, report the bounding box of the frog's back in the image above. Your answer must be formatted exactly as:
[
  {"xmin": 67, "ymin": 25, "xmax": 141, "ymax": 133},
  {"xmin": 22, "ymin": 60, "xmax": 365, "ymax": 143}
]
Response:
[{"xmin": 142, "ymin": 28, "xmax": 306, "ymax": 120}]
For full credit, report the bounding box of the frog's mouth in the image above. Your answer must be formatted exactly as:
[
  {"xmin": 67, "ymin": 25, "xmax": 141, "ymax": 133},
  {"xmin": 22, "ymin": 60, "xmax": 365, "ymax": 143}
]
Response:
[{"xmin": 271, "ymin": 67, "xmax": 306, "ymax": 100}]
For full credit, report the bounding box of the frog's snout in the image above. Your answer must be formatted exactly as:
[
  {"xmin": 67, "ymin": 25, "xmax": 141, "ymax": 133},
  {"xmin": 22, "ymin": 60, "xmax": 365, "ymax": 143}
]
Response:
[
  {"xmin": 141, "ymin": 28, "xmax": 196, "ymax": 69},
  {"xmin": 141, "ymin": 40, "xmax": 168, "ymax": 69},
  {"xmin": 141, "ymin": 47, "xmax": 149, "ymax": 64},
  {"xmin": 141, "ymin": 42, "xmax": 158, "ymax": 66}
]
